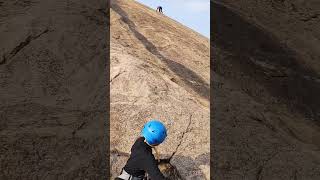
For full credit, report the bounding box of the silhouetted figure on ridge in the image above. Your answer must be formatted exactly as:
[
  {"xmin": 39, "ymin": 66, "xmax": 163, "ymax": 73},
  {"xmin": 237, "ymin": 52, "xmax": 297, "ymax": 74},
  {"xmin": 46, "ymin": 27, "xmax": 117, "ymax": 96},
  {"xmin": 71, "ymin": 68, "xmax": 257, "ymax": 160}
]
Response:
[{"xmin": 156, "ymin": 6, "xmax": 163, "ymax": 13}]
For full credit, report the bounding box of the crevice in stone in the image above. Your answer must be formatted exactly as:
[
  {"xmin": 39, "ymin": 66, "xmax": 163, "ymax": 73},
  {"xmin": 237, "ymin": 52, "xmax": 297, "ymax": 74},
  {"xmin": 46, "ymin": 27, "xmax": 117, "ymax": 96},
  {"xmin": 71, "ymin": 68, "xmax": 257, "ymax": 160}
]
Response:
[
  {"xmin": 72, "ymin": 121, "xmax": 86, "ymax": 136},
  {"xmin": 249, "ymin": 113, "xmax": 277, "ymax": 132},
  {"xmin": 256, "ymin": 165, "xmax": 263, "ymax": 180},
  {"xmin": 1, "ymin": 28, "xmax": 49, "ymax": 65},
  {"xmin": 168, "ymin": 115, "xmax": 192, "ymax": 162},
  {"xmin": 110, "ymin": 71, "xmax": 125, "ymax": 82}
]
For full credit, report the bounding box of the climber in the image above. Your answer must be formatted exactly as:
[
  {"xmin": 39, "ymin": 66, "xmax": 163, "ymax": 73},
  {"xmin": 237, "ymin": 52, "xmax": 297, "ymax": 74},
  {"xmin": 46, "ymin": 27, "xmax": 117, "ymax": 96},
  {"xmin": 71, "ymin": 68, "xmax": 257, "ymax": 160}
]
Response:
[
  {"xmin": 156, "ymin": 6, "xmax": 163, "ymax": 13},
  {"xmin": 115, "ymin": 120, "xmax": 167, "ymax": 180}
]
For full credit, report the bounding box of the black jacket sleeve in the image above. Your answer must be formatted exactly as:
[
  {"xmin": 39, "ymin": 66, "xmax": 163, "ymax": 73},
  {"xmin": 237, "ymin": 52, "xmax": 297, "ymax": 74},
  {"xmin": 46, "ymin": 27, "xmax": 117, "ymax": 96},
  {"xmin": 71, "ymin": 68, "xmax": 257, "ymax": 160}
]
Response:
[{"xmin": 143, "ymin": 155, "xmax": 166, "ymax": 180}]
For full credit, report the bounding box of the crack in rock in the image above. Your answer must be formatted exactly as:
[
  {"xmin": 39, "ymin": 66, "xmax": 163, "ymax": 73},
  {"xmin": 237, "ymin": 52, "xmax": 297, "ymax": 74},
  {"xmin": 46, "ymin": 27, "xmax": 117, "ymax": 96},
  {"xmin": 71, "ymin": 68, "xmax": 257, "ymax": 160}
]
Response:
[
  {"xmin": 168, "ymin": 115, "xmax": 192, "ymax": 161},
  {"xmin": 1, "ymin": 28, "xmax": 49, "ymax": 65},
  {"xmin": 249, "ymin": 113, "xmax": 277, "ymax": 133},
  {"xmin": 256, "ymin": 165, "xmax": 264, "ymax": 180},
  {"xmin": 110, "ymin": 70, "xmax": 125, "ymax": 82},
  {"xmin": 72, "ymin": 121, "xmax": 86, "ymax": 136}
]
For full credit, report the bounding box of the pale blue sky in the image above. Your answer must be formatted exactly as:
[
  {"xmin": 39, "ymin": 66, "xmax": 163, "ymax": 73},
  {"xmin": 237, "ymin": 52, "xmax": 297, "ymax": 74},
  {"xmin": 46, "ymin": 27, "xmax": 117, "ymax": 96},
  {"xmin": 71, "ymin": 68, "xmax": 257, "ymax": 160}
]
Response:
[{"xmin": 136, "ymin": 0, "xmax": 210, "ymax": 39}]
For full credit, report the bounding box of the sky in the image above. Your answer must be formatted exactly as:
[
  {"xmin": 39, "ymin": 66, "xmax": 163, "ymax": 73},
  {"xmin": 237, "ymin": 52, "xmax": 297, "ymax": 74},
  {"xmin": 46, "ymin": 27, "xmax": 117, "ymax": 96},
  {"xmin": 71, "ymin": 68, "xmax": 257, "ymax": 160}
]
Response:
[{"xmin": 136, "ymin": 0, "xmax": 210, "ymax": 39}]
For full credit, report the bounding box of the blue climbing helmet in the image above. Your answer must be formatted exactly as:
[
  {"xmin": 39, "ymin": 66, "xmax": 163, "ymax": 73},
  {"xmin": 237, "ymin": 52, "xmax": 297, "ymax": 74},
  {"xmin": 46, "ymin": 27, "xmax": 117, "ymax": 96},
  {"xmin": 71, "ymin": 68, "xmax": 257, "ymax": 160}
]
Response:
[{"xmin": 141, "ymin": 120, "xmax": 167, "ymax": 146}]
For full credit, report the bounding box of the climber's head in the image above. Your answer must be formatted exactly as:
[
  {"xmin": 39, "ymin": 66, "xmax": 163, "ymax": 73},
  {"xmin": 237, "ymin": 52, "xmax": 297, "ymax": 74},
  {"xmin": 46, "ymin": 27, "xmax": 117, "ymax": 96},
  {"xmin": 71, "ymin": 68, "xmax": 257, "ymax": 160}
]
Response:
[{"xmin": 141, "ymin": 120, "xmax": 167, "ymax": 146}]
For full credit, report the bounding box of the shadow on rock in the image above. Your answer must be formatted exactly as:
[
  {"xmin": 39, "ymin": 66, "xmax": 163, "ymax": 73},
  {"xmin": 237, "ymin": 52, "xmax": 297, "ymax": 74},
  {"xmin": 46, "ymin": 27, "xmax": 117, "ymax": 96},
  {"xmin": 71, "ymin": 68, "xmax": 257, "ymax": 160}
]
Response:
[
  {"xmin": 212, "ymin": 1, "xmax": 320, "ymax": 122},
  {"xmin": 111, "ymin": 1, "xmax": 210, "ymax": 100}
]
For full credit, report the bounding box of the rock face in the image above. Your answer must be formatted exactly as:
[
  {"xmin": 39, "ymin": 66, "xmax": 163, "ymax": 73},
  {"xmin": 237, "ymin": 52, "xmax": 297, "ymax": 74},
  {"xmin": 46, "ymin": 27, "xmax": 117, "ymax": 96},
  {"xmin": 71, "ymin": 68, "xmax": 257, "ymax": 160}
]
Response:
[
  {"xmin": 215, "ymin": 0, "xmax": 320, "ymax": 74},
  {"xmin": 212, "ymin": 0, "xmax": 320, "ymax": 179},
  {"xmin": 110, "ymin": 0, "xmax": 210, "ymax": 179},
  {"xmin": 0, "ymin": 0, "xmax": 107, "ymax": 179}
]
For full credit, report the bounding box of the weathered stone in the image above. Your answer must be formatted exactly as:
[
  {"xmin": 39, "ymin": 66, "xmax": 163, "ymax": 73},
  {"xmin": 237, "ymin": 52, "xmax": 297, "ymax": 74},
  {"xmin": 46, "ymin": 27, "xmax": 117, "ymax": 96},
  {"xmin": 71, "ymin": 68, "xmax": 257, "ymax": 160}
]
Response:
[
  {"xmin": 110, "ymin": 0, "xmax": 210, "ymax": 179},
  {"xmin": 0, "ymin": 0, "xmax": 107, "ymax": 179},
  {"xmin": 212, "ymin": 1, "xmax": 320, "ymax": 179}
]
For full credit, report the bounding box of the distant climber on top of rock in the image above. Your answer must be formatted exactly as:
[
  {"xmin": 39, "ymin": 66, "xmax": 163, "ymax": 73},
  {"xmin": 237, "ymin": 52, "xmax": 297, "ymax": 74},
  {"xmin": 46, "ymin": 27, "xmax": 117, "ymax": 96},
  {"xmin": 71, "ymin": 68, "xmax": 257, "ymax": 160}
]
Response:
[
  {"xmin": 156, "ymin": 6, "xmax": 163, "ymax": 13},
  {"xmin": 115, "ymin": 120, "xmax": 168, "ymax": 180}
]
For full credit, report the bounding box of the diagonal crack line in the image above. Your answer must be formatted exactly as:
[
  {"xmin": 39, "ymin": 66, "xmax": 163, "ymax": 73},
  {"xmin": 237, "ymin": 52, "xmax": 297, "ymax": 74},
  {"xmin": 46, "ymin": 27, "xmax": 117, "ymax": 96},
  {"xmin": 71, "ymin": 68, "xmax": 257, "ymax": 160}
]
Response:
[
  {"xmin": 1, "ymin": 29, "xmax": 49, "ymax": 65},
  {"xmin": 10, "ymin": 29, "xmax": 49, "ymax": 57},
  {"xmin": 249, "ymin": 113, "xmax": 277, "ymax": 132},
  {"xmin": 168, "ymin": 115, "xmax": 192, "ymax": 161},
  {"xmin": 72, "ymin": 121, "xmax": 86, "ymax": 136},
  {"xmin": 256, "ymin": 166, "xmax": 263, "ymax": 180},
  {"xmin": 110, "ymin": 70, "xmax": 125, "ymax": 82}
]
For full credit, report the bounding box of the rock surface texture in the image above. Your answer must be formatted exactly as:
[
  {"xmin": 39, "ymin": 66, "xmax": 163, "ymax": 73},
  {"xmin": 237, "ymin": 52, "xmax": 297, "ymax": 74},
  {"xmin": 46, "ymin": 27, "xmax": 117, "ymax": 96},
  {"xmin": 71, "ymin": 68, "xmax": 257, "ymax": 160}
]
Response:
[
  {"xmin": 0, "ymin": 0, "xmax": 108, "ymax": 179},
  {"xmin": 110, "ymin": 0, "xmax": 210, "ymax": 179},
  {"xmin": 212, "ymin": 0, "xmax": 320, "ymax": 179}
]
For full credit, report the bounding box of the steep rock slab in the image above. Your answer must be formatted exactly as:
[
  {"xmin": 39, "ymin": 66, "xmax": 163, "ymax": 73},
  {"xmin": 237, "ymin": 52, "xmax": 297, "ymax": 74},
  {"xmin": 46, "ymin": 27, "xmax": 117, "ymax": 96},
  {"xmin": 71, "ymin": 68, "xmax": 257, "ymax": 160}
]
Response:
[
  {"xmin": 212, "ymin": 1, "xmax": 320, "ymax": 179},
  {"xmin": 0, "ymin": 0, "xmax": 107, "ymax": 179},
  {"xmin": 110, "ymin": 0, "xmax": 210, "ymax": 179},
  {"xmin": 214, "ymin": 0, "xmax": 320, "ymax": 75}
]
